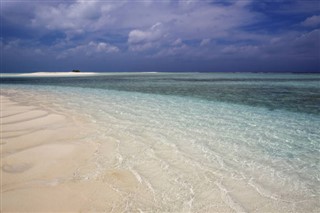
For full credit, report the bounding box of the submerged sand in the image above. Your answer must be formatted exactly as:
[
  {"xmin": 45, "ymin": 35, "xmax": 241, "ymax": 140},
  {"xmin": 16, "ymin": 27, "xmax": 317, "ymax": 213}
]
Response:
[
  {"xmin": 2, "ymin": 87, "xmax": 318, "ymax": 212},
  {"xmin": 1, "ymin": 89, "xmax": 233, "ymax": 212}
]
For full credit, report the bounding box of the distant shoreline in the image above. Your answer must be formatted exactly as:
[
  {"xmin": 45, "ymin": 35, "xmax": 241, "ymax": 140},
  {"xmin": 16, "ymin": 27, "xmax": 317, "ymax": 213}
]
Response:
[
  {"xmin": 13, "ymin": 72, "xmax": 99, "ymax": 77},
  {"xmin": 1, "ymin": 71, "xmax": 319, "ymax": 75},
  {"xmin": 0, "ymin": 72, "xmax": 163, "ymax": 77}
]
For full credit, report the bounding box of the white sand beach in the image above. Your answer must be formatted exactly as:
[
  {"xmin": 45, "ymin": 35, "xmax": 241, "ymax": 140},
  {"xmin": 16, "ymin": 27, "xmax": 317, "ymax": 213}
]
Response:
[
  {"xmin": 0, "ymin": 90, "xmax": 143, "ymax": 211},
  {"xmin": 17, "ymin": 72, "xmax": 99, "ymax": 77}
]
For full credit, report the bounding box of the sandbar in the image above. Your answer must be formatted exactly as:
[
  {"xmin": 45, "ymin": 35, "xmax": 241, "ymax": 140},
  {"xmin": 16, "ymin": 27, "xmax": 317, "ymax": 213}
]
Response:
[{"xmin": 16, "ymin": 72, "xmax": 98, "ymax": 77}]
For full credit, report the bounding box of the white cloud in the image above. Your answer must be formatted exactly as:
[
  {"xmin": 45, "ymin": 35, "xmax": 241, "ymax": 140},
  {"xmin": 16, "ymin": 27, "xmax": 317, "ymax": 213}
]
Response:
[
  {"xmin": 31, "ymin": 0, "xmax": 262, "ymax": 56},
  {"xmin": 31, "ymin": 1, "xmax": 121, "ymax": 37},
  {"xmin": 30, "ymin": 0, "xmax": 260, "ymax": 41},
  {"xmin": 302, "ymin": 15, "xmax": 320, "ymax": 27},
  {"xmin": 128, "ymin": 22, "xmax": 166, "ymax": 51},
  {"xmin": 128, "ymin": 22, "xmax": 164, "ymax": 44},
  {"xmin": 93, "ymin": 42, "xmax": 119, "ymax": 53},
  {"xmin": 58, "ymin": 41, "xmax": 119, "ymax": 58}
]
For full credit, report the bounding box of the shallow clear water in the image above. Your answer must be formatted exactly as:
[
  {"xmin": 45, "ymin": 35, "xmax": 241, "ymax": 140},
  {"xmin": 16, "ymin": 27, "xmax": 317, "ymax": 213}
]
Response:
[
  {"xmin": 2, "ymin": 72, "xmax": 320, "ymax": 211},
  {"xmin": 2, "ymin": 72, "xmax": 320, "ymax": 114}
]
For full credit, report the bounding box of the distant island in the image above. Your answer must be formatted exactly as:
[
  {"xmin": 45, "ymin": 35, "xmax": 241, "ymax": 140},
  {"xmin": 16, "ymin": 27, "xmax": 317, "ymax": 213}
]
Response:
[{"xmin": 72, "ymin": 69, "xmax": 80, "ymax": 72}]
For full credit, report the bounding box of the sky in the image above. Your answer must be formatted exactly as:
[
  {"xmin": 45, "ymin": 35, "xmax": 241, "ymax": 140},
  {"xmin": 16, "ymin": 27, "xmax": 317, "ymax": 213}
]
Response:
[{"xmin": 1, "ymin": 0, "xmax": 320, "ymax": 73}]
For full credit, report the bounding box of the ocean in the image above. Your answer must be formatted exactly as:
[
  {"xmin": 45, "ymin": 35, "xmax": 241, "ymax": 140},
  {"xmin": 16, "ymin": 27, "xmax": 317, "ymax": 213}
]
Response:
[{"xmin": 2, "ymin": 72, "xmax": 320, "ymax": 212}]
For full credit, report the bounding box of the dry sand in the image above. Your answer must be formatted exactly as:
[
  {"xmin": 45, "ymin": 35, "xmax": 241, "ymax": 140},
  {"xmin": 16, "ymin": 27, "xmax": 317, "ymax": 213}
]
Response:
[
  {"xmin": 0, "ymin": 91, "xmax": 147, "ymax": 212},
  {"xmin": 17, "ymin": 72, "xmax": 98, "ymax": 77}
]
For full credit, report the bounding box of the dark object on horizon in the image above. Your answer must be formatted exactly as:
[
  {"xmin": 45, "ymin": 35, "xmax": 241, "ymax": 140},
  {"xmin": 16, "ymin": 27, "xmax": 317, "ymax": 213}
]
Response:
[{"xmin": 72, "ymin": 70, "xmax": 80, "ymax": 72}]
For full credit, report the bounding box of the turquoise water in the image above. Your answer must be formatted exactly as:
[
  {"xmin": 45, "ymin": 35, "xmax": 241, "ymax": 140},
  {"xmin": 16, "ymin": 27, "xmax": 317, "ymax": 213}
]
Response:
[
  {"xmin": 2, "ymin": 72, "xmax": 320, "ymax": 114},
  {"xmin": 2, "ymin": 72, "xmax": 320, "ymax": 211}
]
